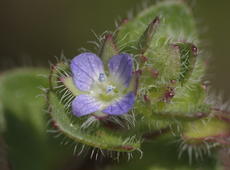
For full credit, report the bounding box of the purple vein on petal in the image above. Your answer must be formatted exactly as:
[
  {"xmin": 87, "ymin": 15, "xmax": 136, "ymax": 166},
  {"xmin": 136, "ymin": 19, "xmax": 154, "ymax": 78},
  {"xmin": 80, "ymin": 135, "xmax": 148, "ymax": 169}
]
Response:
[
  {"xmin": 117, "ymin": 102, "xmax": 125, "ymax": 112},
  {"xmin": 73, "ymin": 63, "xmax": 94, "ymax": 80},
  {"xmin": 72, "ymin": 94, "xmax": 102, "ymax": 117},
  {"xmin": 108, "ymin": 54, "xmax": 133, "ymax": 88},
  {"xmin": 102, "ymin": 92, "xmax": 135, "ymax": 115},
  {"xmin": 71, "ymin": 52, "xmax": 104, "ymax": 91}
]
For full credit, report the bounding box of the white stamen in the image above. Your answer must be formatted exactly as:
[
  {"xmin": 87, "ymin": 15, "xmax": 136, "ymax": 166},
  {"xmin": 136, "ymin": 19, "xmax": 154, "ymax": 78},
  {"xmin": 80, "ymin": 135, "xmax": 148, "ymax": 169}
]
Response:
[
  {"xmin": 106, "ymin": 85, "xmax": 115, "ymax": 93},
  {"xmin": 98, "ymin": 73, "xmax": 106, "ymax": 82}
]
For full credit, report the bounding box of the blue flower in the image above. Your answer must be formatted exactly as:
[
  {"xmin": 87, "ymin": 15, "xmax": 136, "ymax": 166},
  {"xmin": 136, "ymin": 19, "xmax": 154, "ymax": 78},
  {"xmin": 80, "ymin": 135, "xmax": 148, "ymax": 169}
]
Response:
[{"xmin": 70, "ymin": 52, "xmax": 135, "ymax": 117}]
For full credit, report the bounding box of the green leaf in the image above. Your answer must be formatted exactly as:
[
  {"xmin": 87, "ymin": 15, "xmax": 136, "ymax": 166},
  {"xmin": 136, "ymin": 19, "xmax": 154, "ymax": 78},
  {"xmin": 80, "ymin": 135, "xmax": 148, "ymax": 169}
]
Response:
[
  {"xmin": 0, "ymin": 68, "xmax": 72, "ymax": 170},
  {"xmin": 0, "ymin": 69, "xmax": 48, "ymax": 133},
  {"xmin": 48, "ymin": 92, "xmax": 141, "ymax": 152},
  {"xmin": 116, "ymin": 1, "xmax": 198, "ymax": 53}
]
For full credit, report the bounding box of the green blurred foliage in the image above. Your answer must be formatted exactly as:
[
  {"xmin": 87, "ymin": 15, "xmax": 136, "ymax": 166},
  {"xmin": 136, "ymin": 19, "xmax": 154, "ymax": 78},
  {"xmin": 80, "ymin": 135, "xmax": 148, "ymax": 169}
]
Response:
[
  {"xmin": 106, "ymin": 135, "xmax": 218, "ymax": 170},
  {"xmin": 0, "ymin": 102, "xmax": 6, "ymax": 133},
  {"xmin": 0, "ymin": 69, "xmax": 74, "ymax": 170}
]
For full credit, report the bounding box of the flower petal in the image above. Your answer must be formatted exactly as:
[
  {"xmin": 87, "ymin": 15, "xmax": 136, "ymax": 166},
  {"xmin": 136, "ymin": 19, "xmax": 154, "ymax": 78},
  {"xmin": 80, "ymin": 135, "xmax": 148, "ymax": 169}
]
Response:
[
  {"xmin": 102, "ymin": 92, "xmax": 135, "ymax": 115},
  {"xmin": 71, "ymin": 52, "xmax": 104, "ymax": 91},
  {"xmin": 108, "ymin": 54, "xmax": 133, "ymax": 87},
  {"xmin": 72, "ymin": 95, "xmax": 102, "ymax": 117}
]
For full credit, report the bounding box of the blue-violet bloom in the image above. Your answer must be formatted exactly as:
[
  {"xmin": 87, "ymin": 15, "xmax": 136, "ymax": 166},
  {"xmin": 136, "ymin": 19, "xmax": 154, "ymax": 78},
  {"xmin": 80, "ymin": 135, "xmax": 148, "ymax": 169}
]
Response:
[{"xmin": 70, "ymin": 52, "xmax": 135, "ymax": 117}]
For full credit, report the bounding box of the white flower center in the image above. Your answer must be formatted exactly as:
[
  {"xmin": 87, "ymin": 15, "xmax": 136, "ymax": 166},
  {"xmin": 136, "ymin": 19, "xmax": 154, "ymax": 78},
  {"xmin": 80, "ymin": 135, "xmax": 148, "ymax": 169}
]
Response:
[
  {"xmin": 97, "ymin": 73, "xmax": 116, "ymax": 94},
  {"xmin": 88, "ymin": 72, "xmax": 123, "ymax": 103}
]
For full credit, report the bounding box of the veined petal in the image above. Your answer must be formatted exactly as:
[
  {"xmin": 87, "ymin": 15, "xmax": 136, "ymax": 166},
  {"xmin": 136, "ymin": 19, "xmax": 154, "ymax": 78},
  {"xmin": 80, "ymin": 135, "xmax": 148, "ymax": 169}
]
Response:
[
  {"xmin": 72, "ymin": 95, "xmax": 102, "ymax": 117},
  {"xmin": 102, "ymin": 92, "xmax": 135, "ymax": 115},
  {"xmin": 108, "ymin": 54, "xmax": 133, "ymax": 88},
  {"xmin": 71, "ymin": 53, "xmax": 104, "ymax": 91}
]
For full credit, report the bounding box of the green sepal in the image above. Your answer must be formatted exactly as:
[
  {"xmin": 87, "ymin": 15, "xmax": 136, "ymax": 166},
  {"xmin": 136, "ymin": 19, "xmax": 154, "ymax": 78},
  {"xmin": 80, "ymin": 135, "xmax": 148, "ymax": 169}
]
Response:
[
  {"xmin": 99, "ymin": 34, "xmax": 119, "ymax": 71},
  {"xmin": 183, "ymin": 114, "xmax": 230, "ymax": 146},
  {"xmin": 175, "ymin": 42, "xmax": 198, "ymax": 85},
  {"xmin": 137, "ymin": 16, "xmax": 160, "ymax": 54},
  {"xmin": 155, "ymin": 83, "xmax": 210, "ymax": 116},
  {"xmin": 61, "ymin": 77, "xmax": 82, "ymax": 96}
]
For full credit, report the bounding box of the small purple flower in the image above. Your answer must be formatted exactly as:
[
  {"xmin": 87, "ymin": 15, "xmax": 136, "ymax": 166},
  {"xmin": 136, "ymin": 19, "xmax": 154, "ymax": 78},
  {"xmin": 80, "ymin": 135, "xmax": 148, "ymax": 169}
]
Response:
[{"xmin": 70, "ymin": 52, "xmax": 135, "ymax": 117}]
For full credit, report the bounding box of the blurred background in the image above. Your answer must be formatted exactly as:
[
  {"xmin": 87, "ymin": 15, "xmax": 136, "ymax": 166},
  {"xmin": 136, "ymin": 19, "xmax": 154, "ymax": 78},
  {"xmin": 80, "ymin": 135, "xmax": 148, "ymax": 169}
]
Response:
[{"xmin": 0, "ymin": 0, "xmax": 230, "ymax": 95}]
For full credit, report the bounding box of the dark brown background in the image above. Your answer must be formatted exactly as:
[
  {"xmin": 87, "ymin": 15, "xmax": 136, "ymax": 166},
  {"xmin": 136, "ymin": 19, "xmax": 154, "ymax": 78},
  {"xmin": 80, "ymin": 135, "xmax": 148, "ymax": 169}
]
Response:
[{"xmin": 0, "ymin": 0, "xmax": 230, "ymax": 96}]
